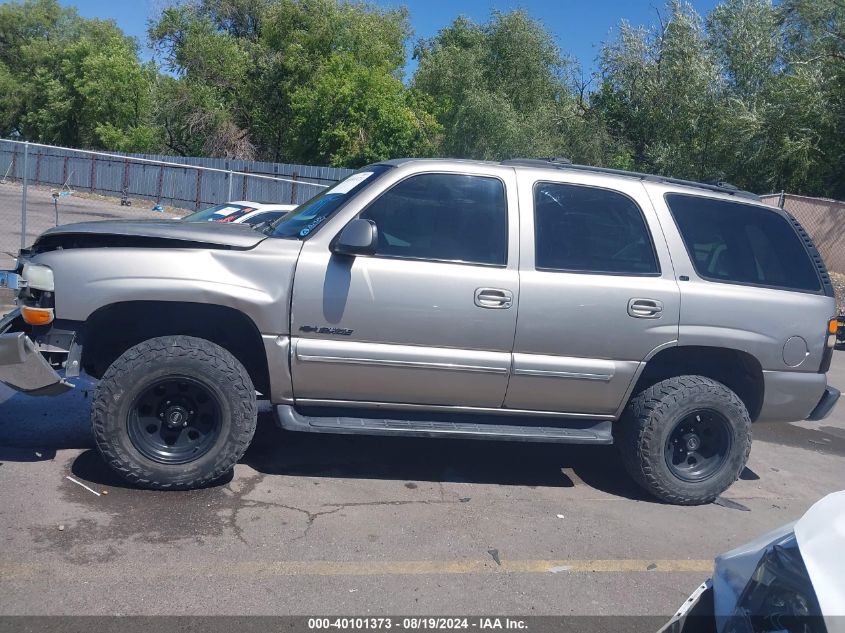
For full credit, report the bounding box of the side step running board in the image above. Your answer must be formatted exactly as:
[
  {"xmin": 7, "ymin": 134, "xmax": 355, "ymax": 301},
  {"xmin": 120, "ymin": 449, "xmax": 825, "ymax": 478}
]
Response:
[{"xmin": 274, "ymin": 405, "xmax": 613, "ymax": 444}]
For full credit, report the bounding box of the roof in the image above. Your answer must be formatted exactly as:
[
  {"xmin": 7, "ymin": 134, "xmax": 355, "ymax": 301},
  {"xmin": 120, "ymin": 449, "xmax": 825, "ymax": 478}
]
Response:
[{"xmin": 378, "ymin": 157, "xmax": 759, "ymax": 201}]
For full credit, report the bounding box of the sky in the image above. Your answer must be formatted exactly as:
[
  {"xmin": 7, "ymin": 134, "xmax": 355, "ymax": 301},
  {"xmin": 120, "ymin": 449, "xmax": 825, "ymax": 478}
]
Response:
[{"xmin": 58, "ymin": 0, "xmax": 722, "ymax": 76}]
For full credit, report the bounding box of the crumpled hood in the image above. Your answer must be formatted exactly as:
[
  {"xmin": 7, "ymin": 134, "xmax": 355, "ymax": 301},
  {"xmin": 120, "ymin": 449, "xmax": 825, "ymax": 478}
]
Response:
[
  {"xmin": 32, "ymin": 219, "xmax": 267, "ymax": 252},
  {"xmin": 713, "ymin": 490, "xmax": 845, "ymax": 633}
]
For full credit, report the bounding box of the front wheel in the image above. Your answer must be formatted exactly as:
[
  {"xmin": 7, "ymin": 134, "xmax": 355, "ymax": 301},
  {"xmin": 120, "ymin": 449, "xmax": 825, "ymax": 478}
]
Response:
[
  {"xmin": 616, "ymin": 375, "xmax": 751, "ymax": 505},
  {"xmin": 91, "ymin": 335, "xmax": 257, "ymax": 489}
]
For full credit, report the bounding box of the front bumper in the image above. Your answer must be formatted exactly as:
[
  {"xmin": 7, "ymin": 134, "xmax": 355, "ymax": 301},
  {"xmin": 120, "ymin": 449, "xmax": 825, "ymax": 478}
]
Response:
[
  {"xmin": 657, "ymin": 580, "xmax": 714, "ymax": 633},
  {"xmin": 0, "ymin": 309, "xmax": 73, "ymax": 396}
]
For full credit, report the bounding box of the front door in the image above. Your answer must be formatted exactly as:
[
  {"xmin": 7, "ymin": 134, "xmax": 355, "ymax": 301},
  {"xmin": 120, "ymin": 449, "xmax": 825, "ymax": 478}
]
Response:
[{"xmin": 290, "ymin": 167, "xmax": 520, "ymax": 409}]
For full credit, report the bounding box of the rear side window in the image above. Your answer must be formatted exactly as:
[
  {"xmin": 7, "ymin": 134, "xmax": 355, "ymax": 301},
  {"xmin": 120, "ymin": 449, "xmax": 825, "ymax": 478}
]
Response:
[
  {"xmin": 666, "ymin": 194, "xmax": 820, "ymax": 292},
  {"xmin": 359, "ymin": 173, "xmax": 507, "ymax": 266},
  {"xmin": 534, "ymin": 182, "xmax": 659, "ymax": 274}
]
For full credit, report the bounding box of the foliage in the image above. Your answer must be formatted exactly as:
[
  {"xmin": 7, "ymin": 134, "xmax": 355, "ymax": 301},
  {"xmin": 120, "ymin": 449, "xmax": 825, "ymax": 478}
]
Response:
[
  {"xmin": 594, "ymin": 0, "xmax": 845, "ymax": 196},
  {"xmin": 412, "ymin": 11, "xmax": 619, "ymax": 165},
  {"xmin": 0, "ymin": 0, "xmax": 843, "ymax": 198},
  {"xmin": 147, "ymin": 0, "xmax": 426, "ymax": 163},
  {"xmin": 0, "ymin": 0, "xmax": 154, "ymax": 149},
  {"xmin": 289, "ymin": 53, "xmax": 439, "ymax": 167}
]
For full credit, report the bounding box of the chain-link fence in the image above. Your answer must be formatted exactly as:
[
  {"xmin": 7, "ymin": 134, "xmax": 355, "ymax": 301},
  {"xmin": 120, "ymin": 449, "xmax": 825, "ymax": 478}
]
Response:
[
  {"xmin": 760, "ymin": 193, "xmax": 845, "ymax": 275},
  {"xmin": 0, "ymin": 139, "xmax": 349, "ymax": 310}
]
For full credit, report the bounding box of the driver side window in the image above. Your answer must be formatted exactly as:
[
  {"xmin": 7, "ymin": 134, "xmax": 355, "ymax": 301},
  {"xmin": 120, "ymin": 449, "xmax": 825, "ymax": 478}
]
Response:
[{"xmin": 359, "ymin": 173, "xmax": 508, "ymax": 266}]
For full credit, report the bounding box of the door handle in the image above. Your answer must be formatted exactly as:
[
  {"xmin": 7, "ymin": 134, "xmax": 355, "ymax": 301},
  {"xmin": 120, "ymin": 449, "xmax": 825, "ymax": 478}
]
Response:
[
  {"xmin": 475, "ymin": 288, "xmax": 513, "ymax": 309},
  {"xmin": 628, "ymin": 298, "xmax": 663, "ymax": 319}
]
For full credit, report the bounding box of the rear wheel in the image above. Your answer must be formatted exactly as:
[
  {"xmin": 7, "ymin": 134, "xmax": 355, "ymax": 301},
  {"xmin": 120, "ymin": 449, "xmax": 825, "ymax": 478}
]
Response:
[
  {"xmin": 91, "ymin": 335, "xmax": 257, "ymax": 489},
  {"xmin": 616, "ymin": 375, "xmax": 751, "ymax": 505}
]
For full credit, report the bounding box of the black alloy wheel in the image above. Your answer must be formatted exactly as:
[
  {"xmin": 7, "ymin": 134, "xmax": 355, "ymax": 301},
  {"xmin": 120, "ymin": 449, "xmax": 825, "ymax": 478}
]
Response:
[
  {"xmin": 664, "ymin": 409, "xmax": 733, "ymax": 483},
  {"xmin": 127, "ymin": 376, "xmax": 223, "ymax": 465}
]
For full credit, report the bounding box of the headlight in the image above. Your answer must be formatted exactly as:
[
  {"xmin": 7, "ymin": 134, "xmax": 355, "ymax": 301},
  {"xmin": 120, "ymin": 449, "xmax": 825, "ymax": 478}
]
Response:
[{"xmin": 22, "ymin": 263, "xmax": 54, "ymax": 292}]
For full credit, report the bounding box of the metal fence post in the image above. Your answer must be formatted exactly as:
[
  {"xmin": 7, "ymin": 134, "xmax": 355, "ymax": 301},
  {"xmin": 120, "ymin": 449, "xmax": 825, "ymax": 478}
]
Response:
[
  {"xmin": 156, "ymin": 165, "xmax": 164, "ymax": 203},
  {"xmin": 34, "ymin": 151, "xmax": 42, "ymax": 185},
  {"xmin": 89, "ymin": 154, "xmax": 96, "ymax": 192},
  {"xmin": 195, "ymin": 170, "xmax": 203, "ymax": 210},
  {"xmin": 227, "ymin": 170, "xmax": 234, "ymax": 201},
  {"xmin": 290, "ymin": 172, "xmax": 299, "ymax": 204},
  {"xmin": 20, "ymin": 142, "xmax": 29, "ymax": 250}
]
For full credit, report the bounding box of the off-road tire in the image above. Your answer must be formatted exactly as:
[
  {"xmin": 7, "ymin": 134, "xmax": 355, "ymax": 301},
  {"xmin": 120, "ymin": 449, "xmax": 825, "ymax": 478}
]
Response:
[
  {"xmin": 91, "ymin": 335, "xmax": 257, "ymax": 489},
  {"xmin": 616, "ymin": 375, "xmax": 751, "ymax": 505}
]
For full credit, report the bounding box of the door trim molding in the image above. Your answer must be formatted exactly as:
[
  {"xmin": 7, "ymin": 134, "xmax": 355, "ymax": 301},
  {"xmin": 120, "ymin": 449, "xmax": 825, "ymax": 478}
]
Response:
[
  {"xmin": 512, "ymin": 367, "xmax": 613, "ymax": 381},
  {"xmin": 296, "ymin": 353, "xmax": 509, "ymax": 375}
]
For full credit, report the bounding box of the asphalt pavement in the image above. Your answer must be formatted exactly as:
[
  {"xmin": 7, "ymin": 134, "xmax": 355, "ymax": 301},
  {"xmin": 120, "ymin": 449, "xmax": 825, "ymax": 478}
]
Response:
[{"xmin": 0, "ymin": 350, "xmax": 843, "ymax": 619}]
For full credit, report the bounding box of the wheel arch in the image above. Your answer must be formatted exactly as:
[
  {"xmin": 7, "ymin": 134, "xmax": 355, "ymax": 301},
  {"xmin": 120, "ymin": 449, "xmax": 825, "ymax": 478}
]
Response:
[
  {"xmin": 631, "ymin": 345, "xmax": 765, "ymax": 421},
  {"xmin": 80, "ymin": 301, "xmax": 270, "ymax": 396}
]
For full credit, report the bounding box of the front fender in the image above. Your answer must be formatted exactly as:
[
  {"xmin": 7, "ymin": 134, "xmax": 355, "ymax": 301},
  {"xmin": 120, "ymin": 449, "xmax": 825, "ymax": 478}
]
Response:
[{"xmin": 34, "ymin": 238, "xmax": 302, "ymax": 335}]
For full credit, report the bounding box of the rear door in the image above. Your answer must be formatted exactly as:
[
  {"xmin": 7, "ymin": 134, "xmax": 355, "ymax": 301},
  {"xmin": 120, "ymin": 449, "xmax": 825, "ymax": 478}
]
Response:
[
  {"xmin": 290, "ymin": 164, "xmax": 520, "ymax": 409},
  {"xmin": 504, "ymin": 171, "xmax": 680, "ymax": 416}
]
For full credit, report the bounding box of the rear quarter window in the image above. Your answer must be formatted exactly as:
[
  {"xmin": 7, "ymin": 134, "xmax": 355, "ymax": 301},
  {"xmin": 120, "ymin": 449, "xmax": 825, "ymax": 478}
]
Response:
[{"xmin": 665, "ymin": 193, "xmax": 821, "ymax": 293}]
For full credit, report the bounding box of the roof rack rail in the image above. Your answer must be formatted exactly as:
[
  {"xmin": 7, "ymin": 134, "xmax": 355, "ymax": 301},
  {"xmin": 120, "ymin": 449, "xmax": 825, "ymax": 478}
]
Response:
[{"xmin": 500, "ymin": 158, "xmax": 759, "ymax": 200}]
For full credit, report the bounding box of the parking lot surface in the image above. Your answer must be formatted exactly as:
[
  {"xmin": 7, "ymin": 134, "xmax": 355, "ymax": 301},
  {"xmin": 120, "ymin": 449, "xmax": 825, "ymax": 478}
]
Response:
[{"xmin": 0, "ymin": 353, "xmax": 843, "ymax": 617}]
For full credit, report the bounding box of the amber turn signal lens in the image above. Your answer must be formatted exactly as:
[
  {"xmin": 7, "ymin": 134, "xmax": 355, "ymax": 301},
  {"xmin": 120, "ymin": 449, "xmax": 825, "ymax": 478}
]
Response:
[
  {"xmin": 829, "ymin": 318, "xmax": 838, "ymax": 335},
  {"xmin": 21, "ymin": 306, "xmax": 54, "ymax": 326}
]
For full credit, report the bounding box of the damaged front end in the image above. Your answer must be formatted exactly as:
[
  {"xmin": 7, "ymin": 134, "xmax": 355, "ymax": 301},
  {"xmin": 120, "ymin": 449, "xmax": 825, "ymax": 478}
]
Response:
[
  {"xmin": 661, "ymin": 491, "xmax": 844, "ymax": 633},
  {"xmin": 0, "ymin": 266, "xmax": 75, "ymax": 395}
]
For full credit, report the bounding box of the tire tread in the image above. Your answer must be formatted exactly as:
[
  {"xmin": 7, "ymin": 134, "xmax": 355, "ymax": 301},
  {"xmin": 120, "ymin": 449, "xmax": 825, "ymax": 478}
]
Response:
[
  {"xmin": 617, "ymin": 375, "xmax": 752, "ymax": 505},
  {"xmin": 91, "ymin": 335, "xmax": 257, "ymax": 490}
]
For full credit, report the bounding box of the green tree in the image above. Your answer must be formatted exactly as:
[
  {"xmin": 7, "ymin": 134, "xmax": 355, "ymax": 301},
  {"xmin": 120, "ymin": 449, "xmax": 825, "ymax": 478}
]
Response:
[
  {"xmin": 412, "ymin": 11, "xmax": 611, "ymax": 163},
  {"xmin": 595, "ymin": 0, "xmax": 725, "ymax": 181},
  {"xmin": 149, "ymin": 0, "xmax": 429, "ymax": 162},
  {"xmin": 707, "ymin": 0, "xmax": 834, "ymax": 194},
  {"xmin": 595, "ymin": 0, "xmax": 843, "ymax": 196},
  {"xmin": 0, "ymin": 0, "xmax": 156, "ymax": 150},
  {"xmin": 779, "ymin": 0, "xmax": 845, "ymax": 198},
  {"xmin": 289, "ymin": 53, "xmax": 439, "ymax": 166}
]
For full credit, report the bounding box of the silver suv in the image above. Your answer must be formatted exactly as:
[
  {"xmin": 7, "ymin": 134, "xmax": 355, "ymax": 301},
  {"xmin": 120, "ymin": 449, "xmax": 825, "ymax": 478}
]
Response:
[{"xmin": 0, "ymin": 158, "xmax": 839, "ymax": 504}]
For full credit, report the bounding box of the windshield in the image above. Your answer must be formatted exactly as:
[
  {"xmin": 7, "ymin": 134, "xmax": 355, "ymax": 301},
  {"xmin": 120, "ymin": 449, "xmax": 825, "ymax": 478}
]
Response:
[
  {"xmin": 240, "ymin": 211, "xmax": 286, "ymax": 226},
  {"xmin": 182, "ymin": 203, "xmax": 255, "ymax": 223},
  {"xmin": 269, "ymin": 165, "xmax": 392, "ymax": 238}
]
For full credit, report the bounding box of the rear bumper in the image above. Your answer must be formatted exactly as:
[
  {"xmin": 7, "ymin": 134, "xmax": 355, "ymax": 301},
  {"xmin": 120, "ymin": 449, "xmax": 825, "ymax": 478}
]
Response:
[
  {"xmin": 0, "ymin": 310, "xmax": 73, "ymax": 396},
  {"xmin": 807, "ymin": 386, "xmax": 840, "ymax": 421},
  {"xmin": 757, "ymin": 370, "xmax": 828, "ymax": 423}
]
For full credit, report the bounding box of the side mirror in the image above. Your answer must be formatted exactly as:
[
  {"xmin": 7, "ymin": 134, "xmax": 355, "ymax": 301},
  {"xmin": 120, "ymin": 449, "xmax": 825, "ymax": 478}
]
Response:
[{"xmin": 332, "ymin": 218, "xmax": 378, "ymax": 257}]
